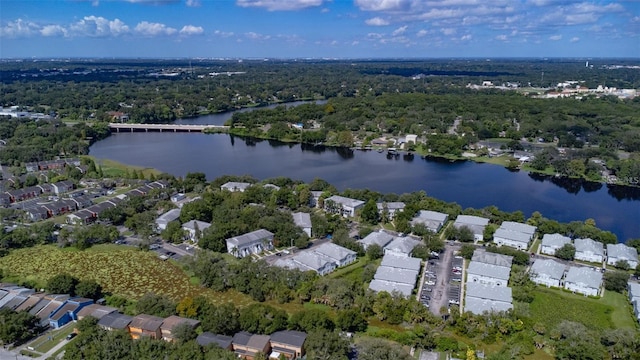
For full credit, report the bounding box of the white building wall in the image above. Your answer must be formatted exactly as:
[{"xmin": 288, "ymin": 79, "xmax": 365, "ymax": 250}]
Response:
[
  {"xmin": 493, "ymin": 237, "xmax": 528, "ymax": 250},
  {"xmin": 575, "ymin": 251, "xmax": 603, "ymax": 264},
  {"xmin": 607, "ymin": 256, "xmax": 638, "ymax": 269},
  {"xmin": 467, "ymin": 274, "xmax": 508, "ymax": 287},
  {"xmin": 564, "ymin": 282, "xmax": 599, "ymax": 297},
  {"xmin": 531, "ymin": 275, "xmax": 561, "ymax": 288},
  {"xmin": 541, "ymin": 245, "xmax": 560, "ymax": 256}
]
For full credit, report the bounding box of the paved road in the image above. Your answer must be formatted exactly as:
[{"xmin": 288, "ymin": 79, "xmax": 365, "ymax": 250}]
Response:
[
  {"xmin": 0, "ymin": 348, "xmax": 32, "ymax": 360},
  {"xmin": 428, "ymin": 243, "xmax": 458, "ymax": 315}
]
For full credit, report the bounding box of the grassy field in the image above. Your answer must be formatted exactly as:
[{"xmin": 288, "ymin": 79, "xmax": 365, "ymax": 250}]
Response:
[
  {"xmin": 31, "ymin": 324, "xmax": 75, "ymax": 353},
  {"xmin": 528, "ymin": 287, "xmax": 628, "ymax": 330},
  {"xmin": 0, "ymin": 244, "xmax": 252, "ymax": 306},
  {"xmin": 85, "ymin": 156, "xmax": 161, "ymax": 178}
]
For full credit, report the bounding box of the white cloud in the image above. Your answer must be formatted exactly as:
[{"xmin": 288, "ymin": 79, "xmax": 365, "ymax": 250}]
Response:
[
  {"xmin": 351, "ymin": 40, "xmax": 360, "ymax": 45},
  {"xmin": 236, "ymin": 0, "xmax": 324, "ymax": 11},
  {"xmin": 365, "ymin": 17, "xmax": 390, "ymax": 26},
  {"xmin": 392, "ymin": 25, "xmax": 408, "ymax": 36},
  {"xmin": 69, "ymin": 16, "xmax": 130, "ymax": 37},
  {"xmin": 355, "ymin": 0, "xmax": 413, "ymax": 12},
  {"xmin": 126, "ymin": 0, "xmax": 180, "ymax": 4},
  {"xmin": 179, "ymin": 25, "xmax": 204, "ymax": 35},
  {"xmin": 441, "ymin": 27, "xmax": 456, "ymax": 35},
  {"xmin": 245, "ymin": 31, "xmax": 271, "ymax": 40},
  {"xmin": 0, "ymin": 19, "xmax": 40, "ymax": 38},
  {"xmin": 570, "ymin": 36, "xmax": 579, "ymax": 42},
  {"xmin": 134, "ymin": 21, "xmax": 177, "ymax": 36},
  {"xmin": 495, "ymin": 34, "xmax": 508, "ymax": 41},
  {"xmin": 185, "ymin": 0, "xmax": 201, "ymax": 6},
  {"xmin": 460, "ymin": 34, "xmax": 472, "ymax": 40},
  {"xmin": 416, "ymin": 29, "xmax": 428, "ymax": 37},
  {"xmin": 214, "ymin": 30, "xmax": 235, "ymax": 38},
  {"xmin": 549, "ymin": 34, "xmax": 561, "ymax": 40},
  {"xmin": 40, "ymin": 25, "xmax": 67, "ymax": 37}
]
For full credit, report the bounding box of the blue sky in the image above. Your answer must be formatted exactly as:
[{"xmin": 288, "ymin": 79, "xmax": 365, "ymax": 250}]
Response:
[{"xmin": 1, "ymin": 0, "xmax": 639, "ymax": 58}]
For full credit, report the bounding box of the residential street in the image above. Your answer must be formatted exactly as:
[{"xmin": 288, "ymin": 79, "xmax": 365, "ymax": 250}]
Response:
[{"xmin": 428, "ymin": 243, "xmax": 458, "ymax": 315}]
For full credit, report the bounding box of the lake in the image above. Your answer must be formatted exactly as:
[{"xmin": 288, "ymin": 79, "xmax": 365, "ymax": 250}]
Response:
[{"xmin": 90, "ymin": 131, "xmax": 640, "ymax": 242}]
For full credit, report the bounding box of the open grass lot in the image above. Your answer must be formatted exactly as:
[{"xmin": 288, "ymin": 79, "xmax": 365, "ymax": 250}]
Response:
[
  {"xmin": 86, "ymin": 156, "xmax": 161, "ymax": 178},
  {"xmin": 328, "ymin": 257, "xmax": 369, "ymax": 282},
  {"xmin": 528, "ymin": 287, "xmax": 635, "ymax": 331},
  {"xmin": 0, "ymin": 244, "xmax": 252, "ymax": 306},
  {"xmin": 31, "ymin": 324, "xmax": 75, "ymax": 353}
]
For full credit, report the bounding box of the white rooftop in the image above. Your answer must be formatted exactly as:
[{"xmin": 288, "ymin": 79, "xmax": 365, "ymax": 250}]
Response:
[
  {"xmin": 384, "ymin": 237, "xmax": 422, "ymax": 255},
  {"xmin": 607, "ymin": 243, "xmax": 638, "ymax": 261},
  {"xmin": 156, "ymin": 208, "xmax": 181, "ymax": 223},
  {"xmin": 564, "ymin": 266, "xmax": 603, "ymax": 289},
  {"xmin": 499, "ymin": 221, "xmax": 537, "ymax": 235},
  {"xmin": 376, "ymin": 202, "xmax": 406, "ymax": 211},
  {"xmin": 467, "ymin": 261, "xmax": 511, "ymax": 281},
  {"xmin": 541, "ymin": 233, "xmax": 572, "ymax": 248},
  {"xmin": 413, "ymin": 210, "xmax": 448, "ymax": 223},
  {"xmin": 226, "ymin": 229, "xmax": 274, "ymax": 247},
  {"xmin": 380, "ymin": 254, "xmax": 421, "ymax": 271},
  {"xmin": 292, "ymin": 212, "xmax": 312, "ymax": 229},
  {"xmin": 494, "ymin": 228, "xmax": 531, "ymax": 244},
  {"xmin": 471, "ymin": 250, "xmax": 513, "ymax": 268},
  {"xmin": 368, "ymin": 279, "xmax": 414, "ymax": 297},
  {"xmin": 454, "ymin": 215, "xmax": 490, "ymax": 227},
  {"xmin": 313, "ymin": 242, "xmax": 356, "ymax": 262},
  {"xmin": 374, "ymin": 266, "xmax": 419, "ymax": 286},
  {"xmin": 359, "ymin": 231, "xmax": 394, "ymax": 249},
  {"xmin": 530, "ymin": 258, "xmax": 566, "ymax": 280},
  {"xmin": 182, "ymin": 220, "xmax": 211, "ymax": 231},
  {"xmin": 574, "ymin": 238, "xmax": 604, "ymax": 255},
  {"xmin": 325, "ymin": 195, "xmax": 365, "ymax": 208},
  {"xmin": 466, "ymin": 282, "xmax": 513, "ymax": 303}
]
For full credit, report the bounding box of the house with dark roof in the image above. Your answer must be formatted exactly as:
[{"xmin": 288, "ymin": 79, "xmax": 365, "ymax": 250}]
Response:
[
  {"xmin": 530, "ymin": 259, "xmax": 566, "ymax": 288},
  {"xmin": 160, "ymin": 315, "xmax": 201, "ymax": 342},
  {"xmin": 607, "ymin": 243, "xmax": 639, "ymax": 269},
  {"xmin": 156, "ymin": 208, "xmax": 181, "ymax": 231},
  {"xmin": 410, "ymin": 210, "xmax": 449, "ymax": 233},
  {"xmin": 232, "ymin": 331, "xmax": 271, "ymax": 360},
  {"xmin": 323, "ymin": 195, "xmax": 365, "ymax": 218},
  {"xmin": 15, "ymin": 293, "xmax": 46, "ymax": 312},
  {"xmin": 25, "ymin": 206, "xmax": 49, "ymax": 221},
  {"xmin": 66, "ymin": 209, "xmax": 95, "ymax": 225},
  {"xmin": 129, "ymin": 314, "xmax": 164, "ymax": 339},
  {"xmin": 196, "ymin": 332, "xmax": 233, "ymax": 350},
  {"xmin": 269, "ymin": 330, "xmax": 307, "ymax": 359},
  {"xmin": 453, "ymin": 215, "xmax": 490, "ymax": 242},
  {"xmin": 292, "ymin": 212, "xmax": 312, "ymax": 237},
  {"xmin": 98, "ymin": 312, "xmax": 133, "ymax": 331},
  {"xmin": 76, "ymin": 304, "xmax": 118, "ymax": 320},
  {"xmin": 564, "ymin": 266, "xmax": 602, "ymax": 297},
  {"xmin": 540, "ymin": 233, "xmax": 572, "ymax": 256},
  {"xmin": 226, "ymin": 229, "xmax": 274, "ymax": 258},
  {"xmin": 52, "ymin": 180, "xmax": 74, "ymax": 194},
  {"xmin": 48, "ymin": 298, "xmax": 93, "ymax": 329}
]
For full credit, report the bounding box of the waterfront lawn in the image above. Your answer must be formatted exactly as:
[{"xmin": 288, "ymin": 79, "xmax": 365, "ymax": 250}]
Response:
[
  {"xmin": 0, "ymin": 244, "xmax": 252, "ymax": 306},
  {"xmin": 528, "ymin": 287, "xmax": 617, "ymax": 330},
  {"xmin": 88, "ymin": 156, "xmax": 160, "ymax": 178}
]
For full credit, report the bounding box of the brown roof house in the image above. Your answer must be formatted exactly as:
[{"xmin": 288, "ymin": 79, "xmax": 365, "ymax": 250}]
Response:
[
  {"xmin": 160, "ymin": 315, "xmax": 201, "ymax": 342},
  {"xmin": 232, "ymin": 331, "xmax": 271, "ymax": 360},
  {"xmin": 76, "ymin": 304, "xmax": 118, "ymax": 320},
  {"xmin": 269, "ymin": 330, "xmax": 307, "ymax": 359},
  {"xmin": 129, "ymin": 314, "xmax": 164, "ymax": 339},
  {"xmin": 196, "ymin": 332, "xmax": 233, "ymax": 350}
]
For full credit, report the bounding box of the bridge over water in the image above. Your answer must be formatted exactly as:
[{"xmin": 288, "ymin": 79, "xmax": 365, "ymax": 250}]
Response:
[{"xmin": 108, "ymin": 123, "xmax": 229, "ymax": 132}]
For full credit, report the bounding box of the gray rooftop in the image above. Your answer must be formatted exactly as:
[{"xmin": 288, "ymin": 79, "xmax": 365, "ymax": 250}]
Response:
[
  {"xmin": 499, "ymin": 221, "xmax": 537, "ymax": 235},
  {"xmin": 98, "ymin": 312, "xmax": 133, "ymax": 330},
  {"xmin": 374, "ymin": 266, "xmax": 419, "ymax": 285},
  {"xmin": 221, "ymin": 182, "xmax": 251, "ymax": 191},
  {"xmin": 564, "ymin": 266, "xmax": 603, "ymax": 289},
  {"xmin": 494, "ymin": 228, "xmax": 531, "ymax": 244},
  {"xmin": 472, "ymin": 250, "xmax": 513, "ymax": 268},
  {"xmin": 384, "ymin": 237, "xmax": 422, "ymax": 255},
  {"xmin": 530, "ymin": 259, "xmax": 566, "ymax": 280},
  {"xmin": 182, "ymin": 220, "xmax": 211, "ymax": 231},
  {"xmin": 292, "ymin": 212, "xmax": 312, "ymax": 229},
  {"xmin": 376, "ymin": 202, "xmax": 406, "ymax": 211},
  {"xmin": 629, "ymin": 282, "xmax": 640, "ymax": 301},
  {"xmin": 466, "ymin": 282, "xmax": 513, "ymax": 303},
  {"xmin": 464, "ymin": 296, "xmax": 513, "ymax": 315},
  {"xmin": 607, "ymin": 243, "xmax": 638, "ymax": 261},
  {"xmin": 273, "ymin": 258, "xmax": 309, "ymax": 272},
  {"xmin": 325, "ymin": 195, "xmax": 365, "ymax": 208},
  {"xmin": 226, "ymin": 229, "xmax": 274, "ymax": 247},
  {"xmin": 197, "ymin": 332, "xmax": 233, "ymax": 349},
  {"xmin": 313, "ymin": 242, "xmax": 356, "ymax": 262},
  {"xmin": 269, "ymin": 330, "xmax": 307, "ymax": 348},
  {"xmin": 290, "ymin": 252, "xmax": 333, "ymax": 272},
  {"xmin": 413, "ymin": 210, "xmax": 448, "ymax": 223},
  {"xmin": 359, "ymin": 231, "xmax": 394, "ymax": 249},
  {"xmin": 454, "ymin": 215, "xmax": 490, "ymax": 227},
  {"xmin": 467, "ymin": 261, "xmax": 511, "ymax": 281},
  {"xmin": 541, "ymin": 233, "xmax": 572, "ymax": 248},
  {"xmin": 156, "ymin": 209, "xmax": 181, "ymax": 224},
  {"xmin": 368, "ymin": 279, "xmax": 414, "ymax": 297},
  {"xmin": 380, "ymin": 254, "xmax": 422, "ymax": 271},
  {"xmin": 574, "ymin": 238, "xmax": 604, "ymax": 255}
]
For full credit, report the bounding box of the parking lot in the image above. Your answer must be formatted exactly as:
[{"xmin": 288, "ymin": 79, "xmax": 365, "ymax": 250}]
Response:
[{"xmin": 417, "ymin": 243, "xmax": 461, "ymax": 315}]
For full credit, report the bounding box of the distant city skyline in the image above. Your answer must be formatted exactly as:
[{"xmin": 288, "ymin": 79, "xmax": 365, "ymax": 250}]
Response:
[{"xmin": 1, "ymin": 0, "xmax": 639, "ymax": 59}]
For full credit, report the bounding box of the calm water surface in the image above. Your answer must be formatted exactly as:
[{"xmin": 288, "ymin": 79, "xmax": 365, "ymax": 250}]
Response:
[{"xmin": 90, "ymin": 132, "xmax": 640, "ymax": 241}]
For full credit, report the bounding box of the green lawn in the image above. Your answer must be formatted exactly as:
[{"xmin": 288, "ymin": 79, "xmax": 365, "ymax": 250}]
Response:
[
  {"xmin": 328, "ymin": 257, "xmax": 370, "ymax": 281},
  {"xmin": 528, "ymin": 287, "xmax": 633, "ymax": 330},
  {"xmin": 600, "ymin": 291, "xmax": 638, "ymax": 329},
  {"xmin": 32, "ymin": 325, "xmax": 75, "ymax": 353}
]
